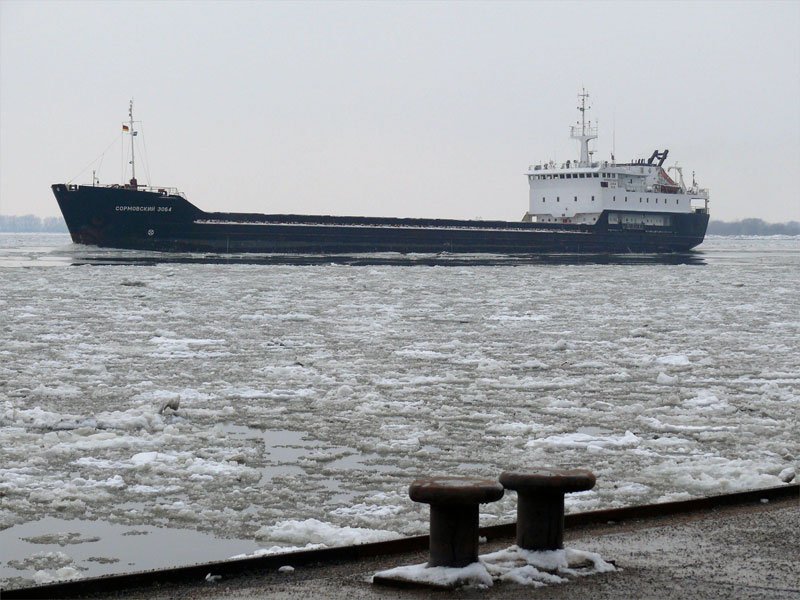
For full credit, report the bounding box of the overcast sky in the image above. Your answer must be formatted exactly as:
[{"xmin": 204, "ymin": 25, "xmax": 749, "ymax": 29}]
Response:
[{"xmin": 1, "ymin": 1, "xmax": 798, "ymax": 222}]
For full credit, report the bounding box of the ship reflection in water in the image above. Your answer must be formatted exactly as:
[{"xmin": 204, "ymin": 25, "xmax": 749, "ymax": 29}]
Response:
[{"xmin": 63, "ymin": 250, "xmax": 708, "ymax": 267}]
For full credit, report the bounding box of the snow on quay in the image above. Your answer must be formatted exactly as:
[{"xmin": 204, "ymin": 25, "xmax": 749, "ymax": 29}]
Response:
[{"xmin": 0, "ymin": 235, "xmax": 798, "ymax": 585}]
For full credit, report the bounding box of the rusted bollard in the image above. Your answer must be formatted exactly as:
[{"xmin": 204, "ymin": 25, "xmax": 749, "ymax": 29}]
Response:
[
  {"xmin": 499, "ymin": 468, "xmax": 595, "ymax": 551},
  {"xmin": 409, "ymin": 476, "xmax": 504, "ymax": 568}
]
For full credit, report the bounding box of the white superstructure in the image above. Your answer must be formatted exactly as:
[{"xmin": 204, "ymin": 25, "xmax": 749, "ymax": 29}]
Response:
[{"xmin": 524, "ymin": 90, "xmax": 709, "ymax": 225}]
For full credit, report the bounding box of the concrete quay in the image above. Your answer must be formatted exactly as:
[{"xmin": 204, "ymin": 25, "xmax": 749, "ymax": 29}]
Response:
[{"xmin": 8, "ymin": 486, "xmax": 796, "ymax": 600}]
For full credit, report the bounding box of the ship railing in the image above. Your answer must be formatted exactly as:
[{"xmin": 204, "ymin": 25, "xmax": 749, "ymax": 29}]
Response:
[
  {"xmin": 691, "ymin": 197, "xmax": 710, "ymax": 214},
  {"xmin": 145, "ymin": 186, "xmax": 185, "ymax": 198},
  {"xmin": 127, "ymin": 184, "xmax": 186, "ymax": 197},
  {"xmin": 570, "ymin": 125, "xmax": 598, "ymax": 137},
  {"xmin": 82, "ymin": 183, "xmax": 186, "ymax": 197}
]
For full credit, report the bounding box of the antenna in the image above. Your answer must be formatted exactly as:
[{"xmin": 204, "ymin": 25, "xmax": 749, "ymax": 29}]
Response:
[{"xmin": 612, "ymin": 109, "xmax": 616, "ymax": 165}]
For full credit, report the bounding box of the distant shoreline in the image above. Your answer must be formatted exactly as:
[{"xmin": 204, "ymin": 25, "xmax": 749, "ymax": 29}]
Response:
[
  {"xmin": 0, "ymin": 214, "xmax": 797, "ymax": 236},
  {"xmin": 1, "ymin": 215, "xmax": 68, "ymax": 233},
  {"xmin": 707, "ymin": 219, "xmax": 799, "ymax": 236}
]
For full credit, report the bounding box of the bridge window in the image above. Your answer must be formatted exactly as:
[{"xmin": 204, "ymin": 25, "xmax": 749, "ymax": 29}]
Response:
[
  {"xmin": 574, "ymin": 196, "xmax": 577, "ymax": 201},
  {"xmin": 592, "ymin": 195, "xmax": 595, "ymax": 202},
  {"xmin": 557, "ymin": 197, "xmax": 560, "ymax": 202},
  {"xmin": 542, "ymin": 197, "xmax": 546, "ymax": 202}
]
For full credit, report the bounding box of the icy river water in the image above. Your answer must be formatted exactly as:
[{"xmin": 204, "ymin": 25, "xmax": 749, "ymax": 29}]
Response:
[{"xmin": 1, "ymin": 234, "xmax": 797, "ymax": 587}]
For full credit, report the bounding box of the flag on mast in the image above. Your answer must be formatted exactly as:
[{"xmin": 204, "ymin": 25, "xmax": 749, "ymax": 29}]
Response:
[{"xmin": 122, "ymin": 125, "xmax": 130, "ymax": 132}]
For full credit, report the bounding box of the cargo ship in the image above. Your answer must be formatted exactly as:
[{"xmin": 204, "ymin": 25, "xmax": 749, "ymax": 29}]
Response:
[{"xmin": 52, "ymin": 92, "xmax": 710, "ymax": 254}]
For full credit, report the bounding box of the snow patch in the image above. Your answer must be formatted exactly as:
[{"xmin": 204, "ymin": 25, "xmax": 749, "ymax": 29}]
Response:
[{"xmin": 373, "ymin": 545, "xmax": 615, "ymax": 589}]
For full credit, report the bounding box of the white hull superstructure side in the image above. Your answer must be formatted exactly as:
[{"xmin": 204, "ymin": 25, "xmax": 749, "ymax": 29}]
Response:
[
  {"xmin": 523, "ymin": 90, "xmax": 710, "ymax": 228},
  {"xmin": 524, "ymin": 162, "xmax": 710, "ymax": 225}
]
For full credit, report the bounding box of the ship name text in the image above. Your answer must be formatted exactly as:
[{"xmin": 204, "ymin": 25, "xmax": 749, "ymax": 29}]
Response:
[{"xmin": 115, "ymin": 205, "xmax": 172, "ymax": 212}]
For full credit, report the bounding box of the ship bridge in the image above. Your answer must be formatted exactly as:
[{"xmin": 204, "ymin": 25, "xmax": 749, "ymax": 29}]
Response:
[{"xmin": 523, "ymin": 91, "xmax": 709, "ymax": 225}]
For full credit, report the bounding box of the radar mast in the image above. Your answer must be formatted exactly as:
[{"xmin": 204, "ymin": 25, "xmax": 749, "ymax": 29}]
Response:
[{"xmin": 569, "ymin": 88, "xmax": 597, "ymax": 167}]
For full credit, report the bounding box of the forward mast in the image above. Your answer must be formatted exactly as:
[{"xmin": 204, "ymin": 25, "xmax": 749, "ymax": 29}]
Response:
[{"xmin": 125, "ymin": 100, "xmax": 138, "ymax": 189}]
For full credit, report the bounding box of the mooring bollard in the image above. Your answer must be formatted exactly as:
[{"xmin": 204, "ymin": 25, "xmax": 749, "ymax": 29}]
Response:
[
  {"xmin": 499, "ymin": 468, "xmax": 595, "ymax": 551},
  {"xmin": 409, "ymin": 476, "xmax": 504, "ymax": 568}
]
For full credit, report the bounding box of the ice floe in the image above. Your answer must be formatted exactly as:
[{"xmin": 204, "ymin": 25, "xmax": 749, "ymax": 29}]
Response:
[{"xmin": 255, "ymin": 518, "xmax": 400, "ymax": 546}]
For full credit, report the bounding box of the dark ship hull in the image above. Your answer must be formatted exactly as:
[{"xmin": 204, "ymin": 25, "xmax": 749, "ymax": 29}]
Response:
[{"xmin": 52, "ymin": 184, "xmax": 709, "ymax": 254}]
